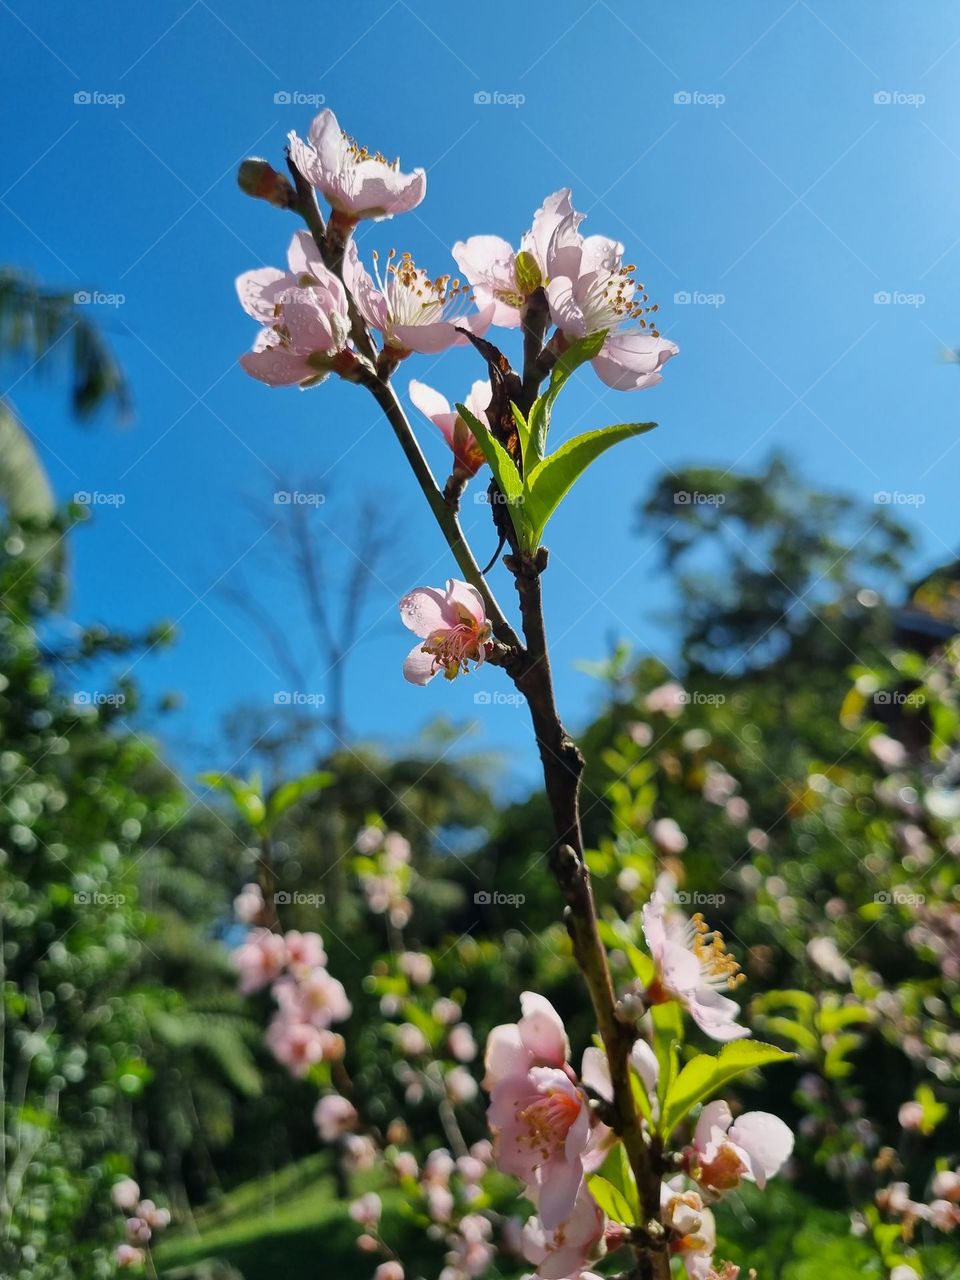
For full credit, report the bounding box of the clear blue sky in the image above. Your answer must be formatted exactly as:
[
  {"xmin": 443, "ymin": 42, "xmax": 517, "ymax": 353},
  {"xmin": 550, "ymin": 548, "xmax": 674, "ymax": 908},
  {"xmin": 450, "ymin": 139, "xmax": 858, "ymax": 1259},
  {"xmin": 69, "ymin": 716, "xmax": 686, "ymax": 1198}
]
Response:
[{"xmin": 3, "ymin": 1, "xmax": 960, "ymax": 793}]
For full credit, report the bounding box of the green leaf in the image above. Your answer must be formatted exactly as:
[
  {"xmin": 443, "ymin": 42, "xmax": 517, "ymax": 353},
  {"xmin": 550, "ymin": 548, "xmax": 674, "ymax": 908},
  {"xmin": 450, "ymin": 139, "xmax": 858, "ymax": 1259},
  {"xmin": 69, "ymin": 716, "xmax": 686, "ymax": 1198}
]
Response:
[
  {"xmin": 267, "ymin": 771, "xmax": 334, "ymax": 827},
  {"xmin": 594, "ymin": 1141, "xmax": 640, "ymax": 1218},
  {"xmin": 660, "ymin": 1040, "xmax": 794, "ymax": 1139},
  {"xmin": 651, "ymin": 1001, "xmax": 683, "ymax": 1113},
  {"xmin": 586, "ymin": 1175, "xmax": 635, "ymax": 1226},
  {"xmin": 763, "ymin": 1015, "xmax": 819, "ymax": 1056},
  {"xmin": 456, "ymin": 402, "xmax": 533, "ymax": 550},
  {"xmin": 527, "ymin": 332, "xmax": 607, "ymax": 469},
  {"xmin": 522, "ymin": 422, "xmax": 657, "ymax": 549}
]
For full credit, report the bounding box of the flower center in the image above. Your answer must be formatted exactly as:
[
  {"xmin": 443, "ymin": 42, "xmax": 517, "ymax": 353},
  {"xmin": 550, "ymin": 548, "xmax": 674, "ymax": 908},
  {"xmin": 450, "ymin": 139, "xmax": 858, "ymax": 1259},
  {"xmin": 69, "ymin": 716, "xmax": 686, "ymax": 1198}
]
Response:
[
  {"xmin": 581, "ymin": 264, "xmax": 661, "ymax": 336},
  {"xmin": 372, "ymin": 250, "xmax": 475, "ymax": 331},
  {"xmin": 420, "ymin": 617, "xmax": 491, "ymax": 681},
  {"xmin": 689, "ymin": 913, "xmax": 745, "ymax": 990},
  {"xmin": 517, "ymin": 1088, "xmax": 582, "ymax": 1163}
]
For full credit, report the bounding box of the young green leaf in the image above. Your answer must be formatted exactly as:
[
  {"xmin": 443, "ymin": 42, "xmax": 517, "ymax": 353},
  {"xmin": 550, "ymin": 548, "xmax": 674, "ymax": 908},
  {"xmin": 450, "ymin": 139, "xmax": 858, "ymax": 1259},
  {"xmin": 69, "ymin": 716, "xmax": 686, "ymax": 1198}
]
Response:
[
  {"xmin": 527, "ymin": 331, "xmax": 608, "ymax": 468},
  {"xmin": 456, "ymin": 402, "xmax": 534, "ymax": 550},
  {"xmin": 522, "ymin": 422, "xmax": 657, "ymax": 548},
  {"xmin": 586, "ymin": 1175, "xmax": 636, "ymax": 1226},
  {"xmin": 267, "ymin": 771, "xmax": 334, "ymax": 827},
  {"xmin": 659, "ymin": 1040, "xmax": 794, "ymax": 1139}
]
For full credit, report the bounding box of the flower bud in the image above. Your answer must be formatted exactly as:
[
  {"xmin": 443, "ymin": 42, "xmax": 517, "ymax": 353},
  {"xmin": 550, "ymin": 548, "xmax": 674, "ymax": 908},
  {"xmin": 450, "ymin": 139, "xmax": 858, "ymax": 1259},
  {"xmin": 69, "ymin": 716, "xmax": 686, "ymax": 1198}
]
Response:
[{"xmin": 237, "ymin": 158, "xmax": 296, "ymax": 209}]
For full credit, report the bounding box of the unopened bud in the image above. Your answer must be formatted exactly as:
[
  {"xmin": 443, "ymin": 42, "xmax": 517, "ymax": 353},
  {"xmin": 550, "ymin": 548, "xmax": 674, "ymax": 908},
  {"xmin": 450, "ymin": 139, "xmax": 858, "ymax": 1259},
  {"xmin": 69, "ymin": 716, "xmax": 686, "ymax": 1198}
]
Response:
[
  {"xmin": 514, "ymin": 249, "xmax": 542, "ymax": 296},
  {"xmin": 237, "ymin": 158, "xmax": 296, "ymax": 209}
]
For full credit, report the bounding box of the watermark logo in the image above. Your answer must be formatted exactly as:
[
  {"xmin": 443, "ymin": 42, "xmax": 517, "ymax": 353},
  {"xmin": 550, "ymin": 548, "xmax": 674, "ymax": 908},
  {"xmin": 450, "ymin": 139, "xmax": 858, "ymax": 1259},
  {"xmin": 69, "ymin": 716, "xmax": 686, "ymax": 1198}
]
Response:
[
  {"xmin": 873, "ymin": 90, "xmax": 925, "ymax": 108},
  {"xmin": 874, "ymin": 889, "xmax": 925, "ymax": 906},
  {"xmin": 474, "ymin": 490, "xmax": 524, "ymax": 506},
  {"xmin": 73, "ymin": 691, "xmax": 126, "ymax": 707},
  {"xmin": 875, "ymin": 690, "xmax": 925, "ymax": 707},
  {"xmin": 74, "ymin": 90, "xmax": 125, "ymax": 108},
  {"xmin": 474, "ymin": 889, "xmax": 526, "ymax": 906},
  {"xmin": 674, "ymin": 890, "xmax": 726, "ymax": 907},
  {"xmin": 473, "ymin": 90, "xmax": 525, "ymax": 108},
  {"xmin": 74, "ymin": 890, "xmax": 127, "ymax": 906},
  {"xmin": 274, "ymin": 890, "xmax": 326, "ymax": 906},
  {"xmin": 74, "ymin": 490, "xmax": 126, "ymax": 507},
  {"xmin": 873, "ymin": 290, "xmax": 925, "ymax": 307},
  {"xmin": 674, "ymin": 290, "xmax": 726, "ymax": 308},
  {"xmin": 873, "ymin": 490, "xmax": 926, "ymax": 507},
  {"xmin": 674, "ymin": 90, "xmax": 726, "ymax": 108},
  {"xmin": 678, "ymin": 691, "xmax": 726, "ymax": 707},
  {"xmin": 274, "ymin": 490, "xmax": 325, "ymax": 506},
  {"xmin": 673, "ymin": 490, "xmax": 726, "ymax": 507},
  {"xmin": 273, "ymin": 691, "xmax": 326, "ymax": 707},
  {"xmin": 74, "ymin": 290, "xmax": 125, "ymax": 307},
  {"xmin": 274, "ymin": 90, "xmax": 326, "ymax": 106},
  {"xmin": 473, "ymin": 690, "xmax": 525, "ymax": 708}
]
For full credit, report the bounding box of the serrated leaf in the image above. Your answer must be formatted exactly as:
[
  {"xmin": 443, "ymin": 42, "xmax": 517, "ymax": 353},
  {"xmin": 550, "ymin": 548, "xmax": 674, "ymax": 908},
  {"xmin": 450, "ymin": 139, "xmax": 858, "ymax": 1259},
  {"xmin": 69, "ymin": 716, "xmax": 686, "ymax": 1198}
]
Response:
[
  {"xmin": 659, "ymin": 1040, "xmax": 794, "ymax": 1139},
  {"xmin": 522, "ymin": 422, "xmax": 657, "ymax": 549}
]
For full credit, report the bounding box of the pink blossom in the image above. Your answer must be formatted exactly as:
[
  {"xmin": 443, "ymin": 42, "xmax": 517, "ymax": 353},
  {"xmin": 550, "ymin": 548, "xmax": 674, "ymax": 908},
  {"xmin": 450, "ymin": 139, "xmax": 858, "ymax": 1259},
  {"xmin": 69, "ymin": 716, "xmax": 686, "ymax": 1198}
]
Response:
[
  {"xmin": 383, "ymin": 832, "xmax": 412, "ymax": 866},
  {"xmin": 898, "ymin": 1100, "xmax": 925, "ymax": 1132},
  {"xmin": 543, "ymin": 225, "xmax": 677, "ymax": 391},
  {"xmin": 114, "ymin": 1245, "xmax": 145, "ymax": 1269},
  {"xmin": 395, "ymin": 1022, "xmax": 430, "ymax": 1057},
  {"xmin": 434, "ymin": 998, "xmax": 462, "ymax": 1025},
  {"xmin": 233, "ymin": 929, "xmax": 287, "ymax": 994},
  {"xmin": 313, "ymin": 1093, "xmax": 358, "ymax": 1142},
  {"xmin": 651, "ymin": 817, "xmax": 688, "ymax": 855},
  {"xmin": 399, "ymin": 579, "xmax": 492, "ymax": 685},
  {"xmin": 488, "ymin": 1065, "xmax": 591, "ymax": 1228},
  {"xmin": 452, "ymin": 189, "xmax": 585, "ymax": 328},
  {"xmin": 374, "ymin": 1265, "xmax": 405, "ymax": 1280},
  {"xmin": 344, "ymin": 243, "xmax": 492, "ymax": 356},
  {"xmin": 284, "ymin": 929, "xmax": 327, "ymax": 971},
  {"xmin": 111, "ymin": 1178, "xmax": 140, "ymax": 1211},
  {"xmin": 393, "ymin": 1151, "xmax": 419, "ymax": 1179},
  {"xmin": 483, "ymin": 991, "xmax": 570, "ymax": 1090},
  {"xmin": 644, "ymin": 681, "xmax": 687, "ymax": 717},
  {"xmin": 409, "ymin": 378, "xmax": 491, "ymax": 478},
  {"xmin": 933, "ymin": 1170, "xmax": 960, "ymax": 1202},
  {"xmin": 237, "ymin": 232, "xmax": 351, "ymax": 388},
  {"xmin": 661, "ymin": 1183, "xmax": 714, "ymax": 1279},
  {"xmin": 398, "ymin": 950, "xmax": 433, "ymax": 985},
  {"xmin": 929, "ymin": 1199, "xmax": 960, "ymax": 1232},
  {"xmin": 342, "ymin": 1133, "xmax": 377, "ymax": 1172},
  {"xmin": 125, "ymin": 1217, "xmax": 151, "ymax": 1245},
  {"xmin": 233, "ymin": 882, "xmax": 263, "ymax": 924},
  {"xmin": 580, "ymin": 1038, "xmax": 659, "ymax": 1104},
  {"xmin": 349, "ymin": 1192, "xmax": 382, "ymax": 1227},
  {"xmin": 688, "ymin": 1101, "xmax": 793, "ymax": 1192},
  {"xmin": 265, "ymin": 1013, "xmax": 327, "ymax": 1075},
  {"xmin": 288, "ymin": 108, "xmax": 426, "ymax": 221},
  {"xmin": 869, "ymin": 732, "xmax": 908, "ymax": 771},
  {"xmin": 446, "ymin": 1066, "xmax": 478, "ymax": 1104},
  {"xmin": 641, "ymin": 895, "xmax": 749, "ymax": 1042},
  {"xmin": 355, "ymin": 825, "xmax": 384, "ymax": 854},
  {"xmin": 137, "ymin": 1200, "xmax": 170, "ymax": 1231},
  {"xmin": 521, "ymin": 1184, "xmax": 606, "ymax": 1280},
  {"xmin": 274, "ymin": 968, "xmax": 351, "ymax": 1028},
  {"xmin": 449, "ymin": 1023, "xmax": 478, "ymax": 1062},
  {"xmin": 426, "ymin": 1182, "xmax": 454, "ymax": 1223}
]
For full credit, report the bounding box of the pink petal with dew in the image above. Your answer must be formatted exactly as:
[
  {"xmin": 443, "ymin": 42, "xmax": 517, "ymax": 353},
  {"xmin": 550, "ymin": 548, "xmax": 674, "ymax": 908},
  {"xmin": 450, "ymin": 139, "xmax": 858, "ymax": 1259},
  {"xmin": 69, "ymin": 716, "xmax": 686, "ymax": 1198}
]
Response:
[
  {"xmin": 402, "ymin": 644, "xmax": 438, "ymax": 686},
  {"xmin": 399, "ymin": 587, "xmax": 450, "ymax": 638},
  {"xmin": 240, "ymin": 334, "xmax": 314, "ymax": 388},
  {"xmin": 236, "ymin": 268, "xmax": 292, "ymax": 323}
]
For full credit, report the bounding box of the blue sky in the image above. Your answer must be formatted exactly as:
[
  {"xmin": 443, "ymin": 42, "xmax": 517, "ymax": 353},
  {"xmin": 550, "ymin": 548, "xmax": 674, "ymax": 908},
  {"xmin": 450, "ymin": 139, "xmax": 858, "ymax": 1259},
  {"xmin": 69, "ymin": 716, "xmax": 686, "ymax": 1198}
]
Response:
[{"xmin": 3, "ymin": 1, "xmax": 960, "ymax": 794}]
